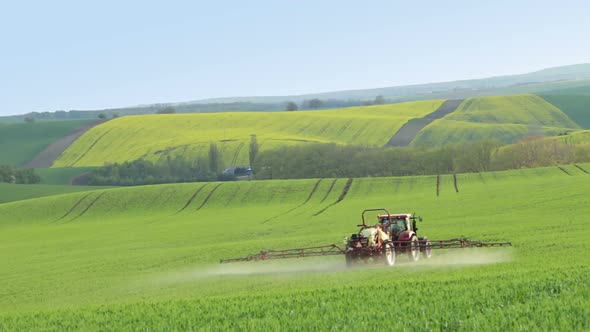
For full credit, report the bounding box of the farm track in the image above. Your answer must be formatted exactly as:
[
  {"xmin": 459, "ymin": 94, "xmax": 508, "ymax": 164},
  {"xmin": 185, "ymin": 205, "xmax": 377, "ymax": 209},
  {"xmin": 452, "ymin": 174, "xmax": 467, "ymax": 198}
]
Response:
[
  {"xmin": 196, "ymin": 184, "xmax": 223, "ymax": 210},
  {"xmin": 53, "ymin": 193, "xmax": 93, "ymax": 222},
  {"xmin": 69, "ymin": 128, "xmax": 113, "ymax": 166},
  {"xmin": 67, "ymin": 192, "xmax": 106, "ymax": 222},
  {"xmin": 453, "ymin": 174, "xmax": 460, "ymax": 193},
  {"xmin": 574, "ymin": 164, "xmax": 590, "ymax": 174},
  {"xmin": 262, "ymin": 179, "xmax": 324, "ymax": 223},
  {"xmin": 558, "ymin": 166, "xmax": 572, "ymax": 176},
  {"xmin": 319, "ymin": 179, "xmax": 338, "ymax": 204},
  {"xmin": 313, "ymin": 178, "xmax": 353, "ymax": 216},
  {"xmin": 176, "ymin": 184, "xmax": 209, "ymax": 214},
  {"xmin": 386, "ymin": 99, "xmax": 463, "ymax": 147},
  {"xmin": 24, "ymin": 120, "xmax": 105, "ymax": 168}
]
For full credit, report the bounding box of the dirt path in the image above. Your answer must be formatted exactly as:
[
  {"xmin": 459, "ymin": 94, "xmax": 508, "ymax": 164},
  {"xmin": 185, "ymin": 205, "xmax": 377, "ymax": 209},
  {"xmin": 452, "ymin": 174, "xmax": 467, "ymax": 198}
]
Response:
[
  {"xmin": 24, "ymin": 120, "xmax": 106, "ymax": 168},
  {"xmin": 385, "ymin": 99, "xmax": 463, "ymax": 147}
]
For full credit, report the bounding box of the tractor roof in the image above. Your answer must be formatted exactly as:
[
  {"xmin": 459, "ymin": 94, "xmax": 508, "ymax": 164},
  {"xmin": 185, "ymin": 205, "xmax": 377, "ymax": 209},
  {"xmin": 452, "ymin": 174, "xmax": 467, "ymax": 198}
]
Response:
[{"xmin": 378, "ymin": 213, "xmax": 412, "ymax": 218}]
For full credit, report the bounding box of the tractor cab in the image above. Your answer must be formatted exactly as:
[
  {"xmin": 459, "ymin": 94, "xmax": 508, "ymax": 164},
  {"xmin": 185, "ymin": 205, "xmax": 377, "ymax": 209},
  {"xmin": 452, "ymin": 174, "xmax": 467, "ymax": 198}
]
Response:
[{"xmin": 378, "ymin": 213, "xmax": 413, "ymax": 239}]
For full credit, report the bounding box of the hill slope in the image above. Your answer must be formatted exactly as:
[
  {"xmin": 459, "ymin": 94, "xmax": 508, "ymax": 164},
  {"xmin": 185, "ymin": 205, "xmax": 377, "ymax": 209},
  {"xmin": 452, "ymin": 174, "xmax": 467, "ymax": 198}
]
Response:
[
  {"xmin": 52, "ymin": 100, "xmax": 443, "ymax": 167},
  {"xmin": 0, "ymin": 166, "xmax": 589, "ymax": 329}
]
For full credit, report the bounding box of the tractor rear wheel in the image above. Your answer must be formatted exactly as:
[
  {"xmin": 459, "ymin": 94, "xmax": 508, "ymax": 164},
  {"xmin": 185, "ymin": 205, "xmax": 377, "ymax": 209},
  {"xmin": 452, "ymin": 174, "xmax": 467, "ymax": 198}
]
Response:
[
  {"xmin": 408, "ymin": 236, "xmax": 420, "ymax": 262},
  {"xmin": 383, "ymin": 243, "xmax": 395, "ymax": 266}
]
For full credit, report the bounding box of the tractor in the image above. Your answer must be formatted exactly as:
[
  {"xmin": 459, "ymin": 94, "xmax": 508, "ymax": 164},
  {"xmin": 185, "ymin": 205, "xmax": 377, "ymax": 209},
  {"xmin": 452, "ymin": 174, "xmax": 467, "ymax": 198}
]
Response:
[{"xmin": 344, "ymin": 208, "xmax": 432, "ymax": 266}]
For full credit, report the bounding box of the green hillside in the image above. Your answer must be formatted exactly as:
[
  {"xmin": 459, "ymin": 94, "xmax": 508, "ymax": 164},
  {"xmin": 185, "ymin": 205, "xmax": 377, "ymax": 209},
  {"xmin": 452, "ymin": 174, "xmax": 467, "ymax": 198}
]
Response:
[
  {"xmin": 0, "ymin": 166, "xmax": 589, "ymax": 330},
  {"xmin": 411, "ymin": 94, "xmax": 580, "ymax": 146},
  {"xmin": 52, "ymin": 100, "xmax": 443, "ymax": 167},
  {"xmin": 541, "ymin": 94, "xmax": 590, "ymax": 129},
  {"xmin": 0, "ymin": 120, "xmax": 92, "ymax": 167},
  {"xmin": 0, "ymin": 183, "xmax": 109, "ymax": 204}
]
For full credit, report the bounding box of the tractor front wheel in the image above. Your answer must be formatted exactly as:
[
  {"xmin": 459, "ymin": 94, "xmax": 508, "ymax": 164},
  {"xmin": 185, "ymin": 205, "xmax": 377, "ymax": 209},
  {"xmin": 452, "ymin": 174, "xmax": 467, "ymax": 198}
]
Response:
[
  {"xmin": 408, "ymin": 236, "xmax": 420, "ymax": 262},
  {"xmin": 345, "ymin": 253, "xmax": 356, "ymax": 267},
  {"xmin": 383, "ymin": 243, "xmax": 395, "ymax": 266},
  {"xmin": 422, "ymin": 240, "xmax": 433, "ymax": 259}
]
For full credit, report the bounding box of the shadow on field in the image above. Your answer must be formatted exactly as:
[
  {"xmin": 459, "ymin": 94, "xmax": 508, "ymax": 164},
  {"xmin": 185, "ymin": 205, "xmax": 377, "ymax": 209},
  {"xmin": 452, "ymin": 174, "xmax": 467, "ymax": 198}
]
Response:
[{"xmin": 154, "ymin": 248, "xmax": 513, "ymax": 285}]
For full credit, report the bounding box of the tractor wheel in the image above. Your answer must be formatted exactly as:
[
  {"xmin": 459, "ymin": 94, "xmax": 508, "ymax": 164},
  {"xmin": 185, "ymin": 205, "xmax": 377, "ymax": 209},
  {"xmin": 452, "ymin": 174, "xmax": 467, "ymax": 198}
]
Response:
[
  {"xmin": 408, "ymin": 236, "xmax": 420, "ymax": 262},
  {"xmin": 422, "ymin": 240, "xmax": 433, "ymax": 259},
  {"xmin": 383, "ymin": 243, "xmax": 395, "ymax": 266}
]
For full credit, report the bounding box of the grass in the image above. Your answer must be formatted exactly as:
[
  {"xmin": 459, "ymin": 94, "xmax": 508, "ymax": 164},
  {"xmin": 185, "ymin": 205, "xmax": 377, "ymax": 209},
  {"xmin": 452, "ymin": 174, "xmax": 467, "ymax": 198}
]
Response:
[
  {"xmin": 541, "ymin": 94, "xmax": 590, "ymax": 129},
  {"xmin": 0, "ymin": 164, "xmax": 589, "ymax": 330},
  {"xmin": 52, "ymin": 100, "xmax": 444, "ymax": 167},
  {"xmin": 0, "ymin": 120, "xmax": 93, "ymax": 167},
  {"xmin": 445, "ymin": 94, "xmax": 579, "ymax": 128},
  {"xmin": 0, "ymin": 183, "xmax": 110, "ymax": 204},
  {"xmin": 410, "ymin": 119, "xmax": 571, "ymax": 147},
  {"xmin": 35, "ymin": 167, "xmax": 96, "ymax": 185},
  {"xmin": 410, "ymin": 94, "xmax": 581, "ymax": 146}
]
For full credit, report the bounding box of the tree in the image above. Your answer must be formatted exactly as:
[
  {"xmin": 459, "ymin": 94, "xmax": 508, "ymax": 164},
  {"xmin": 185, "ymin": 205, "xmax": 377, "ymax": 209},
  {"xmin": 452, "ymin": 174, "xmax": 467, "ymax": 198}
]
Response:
[
  {"xmin": 24, "ymin": 116, "xmax": 35, "ymax": 123},
  {"xmin": 374, "ymin": 95, "xmax": 385, "ymax": 105},
  {"xmin": 209, "ymin": 142, "xmax": 221, "ymax": 174},
  {"xmin": 112, "ymin": 113, "xmax": 119, "ymax": 119},
  {"xmin": 157, "ymin": 106, "xmax": 176, "ymax": 114},
  {"xmin": 249, "ymin": 134, "xmax": 259, "ymax": 165},
  {"xmin": 98, "ymin": 113, "xmax": 107, "ymax": 119},
  {"xmin": 285, "ymin": 101, "xmax": 298, "ymax": 111},
  {"xmin": 308, "ymin": 99, "xmax": 323, "ymax": 109}
]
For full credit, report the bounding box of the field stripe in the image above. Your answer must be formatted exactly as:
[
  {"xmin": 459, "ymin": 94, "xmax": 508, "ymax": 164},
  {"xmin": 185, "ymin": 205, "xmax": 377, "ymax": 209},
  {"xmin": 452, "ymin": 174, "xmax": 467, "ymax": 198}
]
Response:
[
  {"xmin": 67, "ymin": 192, "xmax": 106, "ymax": 222},
  {"xmin": 319, "ymin": 179, "xmax": 338, "ymax": 204},
  {"xmin": 313, "ymin": 178, "xmax": 353, "ymax": 216},
  {"xmin": 196, "ymin": 184, "xmax": 223, "ymax": 210},
  {"xmin": 453, "ymin": 174, "xmax": 460, "ymax": 193},
  {"xmin": 557, "ymin": 166, "xmax": 572, "ymax": 176},
  {"xmin": 436, "ymin": 175, "xmax": 440, "ymax": 197},
  {"xmin": 574, "ymin": 165, "xmax": 590, "ymax": 174},
  {"xmin": 69, "ymin": 129, "xmax": 112, "ymax": 166},
  {"xmin": 176, "ymin": 184, "xmax": 209, "ymax": 214},
  {"xmin": 262, "ymin": 179, "xmax": 324, "ymax": 223},
  {"xmin": 53, "ymin": 193, "xmax": 93, "ymax": 222},
  {"xmin": 231, "ymin": 142, "xmax": 245, "ymax": 166}
]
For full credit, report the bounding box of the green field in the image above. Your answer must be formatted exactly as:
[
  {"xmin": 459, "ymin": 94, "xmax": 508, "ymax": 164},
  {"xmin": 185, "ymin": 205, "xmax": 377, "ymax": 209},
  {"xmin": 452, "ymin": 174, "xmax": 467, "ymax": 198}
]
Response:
[
  {"xmin": 52, "ymin": 100, "xmax": 444, "ymax": 167},
  {"xmin": 1, "ymin": 165, "xmax": 589, "ymax": 330},
  {"xmin": 0, "ymin": 183, "xmax": 110, "ymax": 204},
  {"xmin": 35, "ymin": 167, "xmax": 96, "ymax": 185},
  {"xmin": 541, "ymin": 94, "xmax": 590, "ymax": 129},
  {"xmin": 411, "ymin": 94, "xmax": 581, "ymax": 146},
  {"xmin": 0, "ymin": 120, "xmax": 93, "ymax": 167}
]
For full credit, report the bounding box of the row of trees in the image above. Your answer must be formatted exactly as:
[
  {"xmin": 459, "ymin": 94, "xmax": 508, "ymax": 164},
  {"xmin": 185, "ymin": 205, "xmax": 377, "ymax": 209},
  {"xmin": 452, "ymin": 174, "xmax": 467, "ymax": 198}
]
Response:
[
  {"xmin": 252, "ymin": 138, "xmax": 590, "ymax": 180},
  {"xmin": 0, "ymin": 166, "xmax": 41, "ymax": 184},
  {"xmin": 284, "ymin": 96, "xmax": 388, "ymax": 111}
]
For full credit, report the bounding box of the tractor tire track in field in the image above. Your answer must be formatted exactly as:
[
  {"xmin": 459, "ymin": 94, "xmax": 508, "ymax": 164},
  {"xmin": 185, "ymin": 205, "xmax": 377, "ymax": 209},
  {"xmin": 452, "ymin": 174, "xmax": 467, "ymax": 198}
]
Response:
[
  {"xmin": 319, "ymin": 179, "xmax": 338, "ymax": 204},
  {"xmin": 175, "ymin": 184, "xmax": 209, "ymax": 214},
  {"xmin": 53, "ymin": 193, "xmax": 93, "ymax": 222},
  {"xmin": 69, "ymin": 128, "xmax": 113, "ymax": 166},
  {"xmin": 436, "ymin": 175, "xmax": 440, "ymax": 197},
  {"xmin": 262, "ymin": 179, "xmax": 323, "ymax": 223},
  {"xmin": 313, "ymin": 178, "xmax": 353, "ymax": 216},
  {"xmin": 453, "ymin": 174, "xmax": 460, "ymax": 193},
  {"xmin": 574, "ymin": 165, "xmax": 589, "ymax": 174},
  {"xmin": 557, "ymin": 166, "xmax": 572, "ymax": 176},
  {"xmin": 386, "ymin": 99, "xmax": 463, "ymax": 147},
  {"xmin": 230, "ymin": 142, "xmax": 244, "ymax": 166},
  {"xmin": 67, "ymin": 192, "xmax": 106, "ymax": 222},
  {"xmin": 196, "ymin": 184, "xmax": 223, "ymax": 211}
]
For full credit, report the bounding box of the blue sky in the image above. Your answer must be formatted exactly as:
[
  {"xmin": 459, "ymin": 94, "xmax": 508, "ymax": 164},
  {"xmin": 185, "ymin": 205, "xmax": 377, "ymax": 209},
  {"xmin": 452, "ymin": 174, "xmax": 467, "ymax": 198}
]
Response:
[{"xmin": 1, "ymin": 0, "xmax": 589, "ymax": 115}]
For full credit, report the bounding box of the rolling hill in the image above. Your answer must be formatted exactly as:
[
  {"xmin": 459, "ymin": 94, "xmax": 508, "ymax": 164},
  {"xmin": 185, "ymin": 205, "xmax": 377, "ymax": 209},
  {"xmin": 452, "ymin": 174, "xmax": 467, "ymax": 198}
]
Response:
[
  {"xmin": 0, "ymin": 165, "xmax": 589, "ymax": 329},
  {"xmin": 52, "ymin": 100, "xmax": 444, "ymax": 167}
]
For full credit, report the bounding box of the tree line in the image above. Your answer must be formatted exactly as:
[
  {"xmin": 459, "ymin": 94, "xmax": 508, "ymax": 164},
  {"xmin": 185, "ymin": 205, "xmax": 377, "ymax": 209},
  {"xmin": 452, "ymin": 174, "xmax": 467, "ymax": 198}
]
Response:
[
  {"xmin": 0, "ymin": 165, "xmax": 41, "ymax": 184},
  {"xmin": 251, "ymin": 137, "xmax": 590, "ymax": 179}
]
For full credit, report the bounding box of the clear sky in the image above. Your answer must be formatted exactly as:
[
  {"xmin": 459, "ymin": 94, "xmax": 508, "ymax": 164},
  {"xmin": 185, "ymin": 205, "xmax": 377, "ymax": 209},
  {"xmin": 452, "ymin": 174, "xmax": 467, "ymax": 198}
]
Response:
[{"xmin": 1, "ymin": 0, "xmax": 589, "ymax": 115}]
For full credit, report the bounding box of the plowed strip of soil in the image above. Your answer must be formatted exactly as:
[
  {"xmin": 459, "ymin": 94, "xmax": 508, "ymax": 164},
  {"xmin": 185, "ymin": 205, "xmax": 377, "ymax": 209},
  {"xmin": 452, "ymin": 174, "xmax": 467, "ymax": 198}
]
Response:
[
  {"xmin": 24, "ymin": 120, "xmax": 105, "ymax": 168},
  {"xmin": 386, "ymin": 99, "xmax": 463, "ymax": 147}
]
